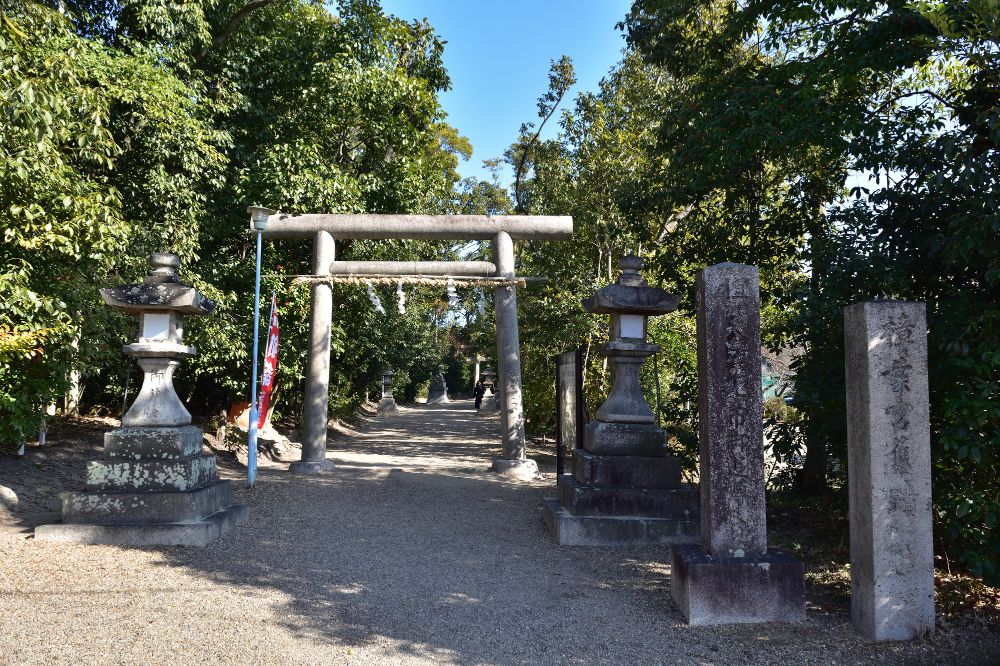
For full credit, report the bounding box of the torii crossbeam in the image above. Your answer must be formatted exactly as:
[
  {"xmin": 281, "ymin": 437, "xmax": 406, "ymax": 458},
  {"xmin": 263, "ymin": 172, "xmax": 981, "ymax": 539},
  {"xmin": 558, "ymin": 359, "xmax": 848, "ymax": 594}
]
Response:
[{"xmin": 249, "ymin": 209, "xmax": 574, "ymax": 479}]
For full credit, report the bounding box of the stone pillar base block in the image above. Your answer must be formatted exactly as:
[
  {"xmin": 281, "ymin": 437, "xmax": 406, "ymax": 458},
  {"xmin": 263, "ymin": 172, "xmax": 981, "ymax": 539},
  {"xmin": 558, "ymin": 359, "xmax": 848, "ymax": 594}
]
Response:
[
  {"xmin": 104, "ymin": 425, "xmax": 204, "ymax": 460},
  {"xmin": 573, "ymin": 450, "xmax": 681, "ymax": 489},
  {"xmin": 584, "ymin": 421, "xmax": 667, "ymax": 456},
  {"xmin": 61, "ymin": 480, "xmax": 234, "ymax": 525},
  {"xmin": 491, "ymin": 458, "xmax": 538, "ymax": 480},
  {"xmin": 558, "ymin": 474, "xmax": 698, "ymax": 518},
  {"xmin": 671, "ymin": 544, "xmax": 805, "ymax": 625},
  {"xmin": 543, "ymin": 497, "xmax": 698, "ymax": 546},
  {"xmin": 86, "ymin": 454, "xmax": 218, "ymax": 492},
  {"xmin": 377, "ymin": 398, "xmax": 399, "ymax": 414},
  {"xmin": 289, "ymin": 459, "xmax": 336, "ymax": 475},
  {"xmin": 35, "ymin": 504, "xmax": 248, "ymax": 547},
  {"xmin": 426, "ymin": 394, "xmax": 449, "ymax": 405}
]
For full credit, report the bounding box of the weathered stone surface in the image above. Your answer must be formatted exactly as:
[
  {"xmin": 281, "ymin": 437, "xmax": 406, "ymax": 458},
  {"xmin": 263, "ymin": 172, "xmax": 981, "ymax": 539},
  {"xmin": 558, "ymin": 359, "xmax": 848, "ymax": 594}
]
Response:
[
  {"xmin": 34, "ymin": 503, "xmax": 248, "ymax": 547},
  {"xmin": 491, "ymin": 458, "xmax": 538, "ymax": 480},
  {"xmin": 301, "ymin": 230, "xmax": 335, "ymax": 466},
  {"xmin": 122, "ymin": 357, "xmax": 192, "ymax": 427},
  {"xmin": 542, "ymin": 497, "xmax": 698, "ymax": 546},
  {"xmin": 377, "ymin": 398, "xmax": 399, "ymax": 414},
  {"xmin": 557, "ymin": 475, "xmax": 698, "ymax": 518},
  {"xmin": 696, "ymin": 263, "xmax": 766, "ymax": 558},
  {"xmin": 572, "ymin": 450, "xmax": 681, "ymax": 489},
  {"xmin": 583, "ymin": 421, "xmax": 667, "ymax": 457},
  {"xmin": 60, "ymin": 480, "xmax": 234, "ymax": 525},
  {"xmin": 593, "ymin": 345, "xmax": 658, "ymax": 423},
  {"xmin": 844, "ymin": 300, "xmax": 934, "ymax": 642},
  {"xmin": 104, "ymin": 426, "xmax": 203, "ymax": 460},
  {"xmin": 427, "ymin": 372, "xmax": 450, "ymax": 404},
  {"xmin": 289, "ymin": 459, "xmax": 336, "ymax": 475},
  {"xmin": 671, "ymin": 545, "xmax": 805, "ymax": 625},
  {"xmin": 545, "ymin": 256, "xmax": 693, "ymax": 546},
  {"xmin": 85, "ymin": 454, "xmax": 218, "ymax": 492},
  {"xmin": 35, "ymin": 253, "xmax": 247, "ymax": 548}
]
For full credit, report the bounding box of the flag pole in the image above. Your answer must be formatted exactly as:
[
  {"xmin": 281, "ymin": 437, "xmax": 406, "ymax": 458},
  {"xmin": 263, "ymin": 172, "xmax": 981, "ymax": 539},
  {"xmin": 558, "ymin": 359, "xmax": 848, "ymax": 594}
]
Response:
[{"xmin": 247, "ymin": 207, "xmax": 276, "ymax": 487}]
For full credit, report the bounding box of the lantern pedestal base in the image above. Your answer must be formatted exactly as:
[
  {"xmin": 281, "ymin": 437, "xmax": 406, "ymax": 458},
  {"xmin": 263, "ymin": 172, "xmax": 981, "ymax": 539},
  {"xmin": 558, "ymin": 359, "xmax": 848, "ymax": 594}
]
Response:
[
  {"xmin": 542, "ymin": 496, "xmax": 698, "ymax": 546},
  {"xmin": 34, "ymin": 425, "xmax": 247, "ymax": 547},
  {"xmin": 377, "ymin": 397, "xmax": 399, "ymax": 414},
  {"xmin": 35, "ymin": 503, "xmax": 248, "ymax": 547}
]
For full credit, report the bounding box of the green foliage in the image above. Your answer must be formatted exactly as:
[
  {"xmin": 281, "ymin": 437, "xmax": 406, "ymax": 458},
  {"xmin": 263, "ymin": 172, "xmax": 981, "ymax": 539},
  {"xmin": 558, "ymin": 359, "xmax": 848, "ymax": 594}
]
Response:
[
  {"xmin": 623, "ymin": 0, "xmax": 1000, "ymax": 581},
  {"xmin": 1, "ymin": 0, "xmax": 471, "ymax": 438}
]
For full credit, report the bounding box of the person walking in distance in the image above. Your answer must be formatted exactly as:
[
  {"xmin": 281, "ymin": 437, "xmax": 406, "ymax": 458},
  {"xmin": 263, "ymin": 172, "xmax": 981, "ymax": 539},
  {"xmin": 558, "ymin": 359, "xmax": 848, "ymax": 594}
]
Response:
[{"xmin": 474, "ymin": 380, "xmax": 485, "ymax": 410}]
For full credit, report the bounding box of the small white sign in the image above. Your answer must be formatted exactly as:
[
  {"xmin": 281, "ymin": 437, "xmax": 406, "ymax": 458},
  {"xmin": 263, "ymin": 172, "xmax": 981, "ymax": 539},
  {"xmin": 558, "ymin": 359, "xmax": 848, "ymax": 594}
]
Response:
[
  {"xmin": 142, "ymin": 313, "xmax": 171, "ymax": 341},
  {"xmin": 620, "ymin": 314, "xmax": 644, "ymax": 338}
]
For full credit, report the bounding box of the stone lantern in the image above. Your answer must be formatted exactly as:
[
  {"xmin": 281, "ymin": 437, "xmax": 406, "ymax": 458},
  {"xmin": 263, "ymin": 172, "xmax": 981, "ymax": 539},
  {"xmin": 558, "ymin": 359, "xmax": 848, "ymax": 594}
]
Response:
[
  {"xmin": 543, "ymin": 255, "xmax": 699, "ymax": 545},
  {"xmin": 35, "ymin": 253, "xmax": 248, "ymax": 546},
  {"xmin": 378, "ymin": 370, "xmax": 398, "ymax": 414},
  {"xmin": 427, "ymin": 364, "xmax": 449, "ymax": 404},
  {"xmin": 478, "ymin": 364, "xmax": 499, "ymax": 415}
]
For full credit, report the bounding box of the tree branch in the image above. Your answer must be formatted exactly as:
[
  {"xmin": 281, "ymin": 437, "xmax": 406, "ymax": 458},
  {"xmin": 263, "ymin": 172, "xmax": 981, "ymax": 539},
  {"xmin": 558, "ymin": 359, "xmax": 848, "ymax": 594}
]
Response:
[{"xmin": 195, "ymin": 0, "xmax": 276, "ymax": 63}]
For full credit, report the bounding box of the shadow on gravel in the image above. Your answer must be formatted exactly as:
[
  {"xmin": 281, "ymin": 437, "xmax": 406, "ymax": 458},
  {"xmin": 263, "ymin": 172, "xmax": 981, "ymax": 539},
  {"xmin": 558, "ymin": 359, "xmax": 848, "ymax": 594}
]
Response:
[
  {"xmin": 141, "ymin": 400, "xmax": 995, "ymax": 665},
  {"xmin": 147, "ymin": 401, "xmax": 696, "ymax": 664}
]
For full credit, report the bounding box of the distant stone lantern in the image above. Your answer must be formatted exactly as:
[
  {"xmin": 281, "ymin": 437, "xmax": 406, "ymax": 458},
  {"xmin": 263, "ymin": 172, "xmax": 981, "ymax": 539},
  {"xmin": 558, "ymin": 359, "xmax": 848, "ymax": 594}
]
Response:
[
  {"xmin": 378, "ymin": 370, "xmax": 398, "ymax": 414},
  {"xmin": 543, "ymin": 255, "xmax": 699, "ymax": 546},
  {"xmin": 34, "ymin": 253, "xmax": 247, "ymax": 546},
  {"xmin": 427, "ymin": 363, "xmax": 449, "ymax": 404}
]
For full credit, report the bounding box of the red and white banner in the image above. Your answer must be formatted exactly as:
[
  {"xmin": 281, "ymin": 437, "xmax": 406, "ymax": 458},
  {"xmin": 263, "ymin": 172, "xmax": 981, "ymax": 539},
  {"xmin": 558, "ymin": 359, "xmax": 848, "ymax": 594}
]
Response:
[{"xmin": 257, "ymin": 295, "xmax": 279, "ymax": 429}]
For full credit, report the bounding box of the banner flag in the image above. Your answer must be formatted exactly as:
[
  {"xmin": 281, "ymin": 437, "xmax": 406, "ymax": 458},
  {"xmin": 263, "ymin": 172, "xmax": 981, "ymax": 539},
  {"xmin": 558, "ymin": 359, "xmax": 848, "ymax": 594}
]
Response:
[{"xmin": 257, "ymin": 294, "xmax": 279, "ymax": 429}]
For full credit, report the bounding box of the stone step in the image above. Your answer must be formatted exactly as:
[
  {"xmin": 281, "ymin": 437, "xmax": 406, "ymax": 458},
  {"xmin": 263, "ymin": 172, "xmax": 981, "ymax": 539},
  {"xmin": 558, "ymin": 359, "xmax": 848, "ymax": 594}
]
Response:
[
  {"xmin": 85, "ymin": 454, "xmax": 218, "ymax": 492},
  {"xmin": 572, "ymin": 450, "xmax": 682, "ymax": 489},
  {"xmin": 60, "ymin": 480, "xmax": 233, "ymax": 525},
  {"xmin": 543, "ymin": 497, "xmax": 699, "ymax": 546},
  {"xmin": 104, "ymin": 425, "xmax": 204, "ymax": 460},
  {"xmin": 558, "ymin": 475, "xmax": 699, "ymax": 519},
  {"xmin": 35, "ymin": 504, "xmax": 249, "ymax": 547}
]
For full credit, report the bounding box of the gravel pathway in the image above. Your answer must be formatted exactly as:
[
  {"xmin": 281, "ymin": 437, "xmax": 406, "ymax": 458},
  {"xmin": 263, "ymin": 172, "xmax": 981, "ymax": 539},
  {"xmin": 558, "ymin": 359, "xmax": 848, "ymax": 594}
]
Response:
[{"xmin": 1, "ymin": 400, "xmax": 997, "ymax": 665}]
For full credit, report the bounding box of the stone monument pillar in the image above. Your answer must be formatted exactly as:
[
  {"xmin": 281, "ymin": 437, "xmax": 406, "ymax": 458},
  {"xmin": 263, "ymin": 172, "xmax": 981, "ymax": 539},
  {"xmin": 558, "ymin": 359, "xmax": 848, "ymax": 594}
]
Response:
[
  {"xmin": 671, "ymin": 263, "xmax": 804, "ymax": 624},
  {"xmin": 426, "ymin": 364, "xmax": 449, "ymax": 404},
  {"xmin": 35, "ymin": 253, "xmax": 248, "ymax": 546},
  {"xmin": 845, "ymin": 301, "xmax": 934, "ymax": 641},
  {"xmin": 477, "ymin": 364, "xmax": 499, "ymax": 416},
  {"xmin": 542, "ymin": 256, "xmax": 699, "ymax": 545},
  {"xmin": 378, "ymin": 370, "xmax": 399, "ymax": 414}
]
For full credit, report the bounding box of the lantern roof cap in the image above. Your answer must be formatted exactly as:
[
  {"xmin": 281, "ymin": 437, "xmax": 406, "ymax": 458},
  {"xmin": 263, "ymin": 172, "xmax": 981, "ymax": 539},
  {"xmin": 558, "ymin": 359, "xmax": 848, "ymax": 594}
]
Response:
[
  {"xmin": 99, "ymin": 253, "xmax": 215, "ymax": 315},
  {"xmin": 581, "ymin": 255, "xmax": 680, "ymax": 315}
]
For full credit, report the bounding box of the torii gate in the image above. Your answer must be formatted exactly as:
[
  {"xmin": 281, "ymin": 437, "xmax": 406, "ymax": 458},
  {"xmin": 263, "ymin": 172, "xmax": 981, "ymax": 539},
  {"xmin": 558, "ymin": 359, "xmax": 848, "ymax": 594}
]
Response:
[{"xmin": 248, "ymin": 208, "xmax": 573, "ymax": 478}]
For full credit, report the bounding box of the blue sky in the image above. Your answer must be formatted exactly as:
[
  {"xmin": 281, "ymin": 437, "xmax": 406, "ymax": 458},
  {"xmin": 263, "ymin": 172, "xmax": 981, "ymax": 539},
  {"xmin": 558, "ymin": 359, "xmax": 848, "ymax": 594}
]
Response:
[{"xmin": 378, "ymin": 0, "xmax": 632, "ymax": 183}]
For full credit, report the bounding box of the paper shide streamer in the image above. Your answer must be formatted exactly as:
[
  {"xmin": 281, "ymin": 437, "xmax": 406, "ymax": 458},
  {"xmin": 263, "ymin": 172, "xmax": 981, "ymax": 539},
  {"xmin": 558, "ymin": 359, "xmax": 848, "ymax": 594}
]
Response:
[
  {"xmin": 396, "ymin": 280, "xmax": 406, "ymax": 314},
  {"xmin": 446, "ymin": 277, "xmax": 459, "ymax": 308},
  {"xmin": 367, "ymin": 282, "xmax": 386, "ymax": 315}
]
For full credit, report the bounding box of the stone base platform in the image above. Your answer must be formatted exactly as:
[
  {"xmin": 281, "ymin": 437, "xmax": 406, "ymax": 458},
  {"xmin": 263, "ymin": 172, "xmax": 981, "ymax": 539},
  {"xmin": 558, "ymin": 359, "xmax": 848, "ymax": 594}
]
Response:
[
  {"xmin": 543, "ymin": 497, "xmax": 698, "ymax": 546},
  {"xmin": 289, "ymin": 459, "xmax": 336, "ymax": 475},
  {"xmin": 34, "ymin": 503, "xmax": 248, "ymax": 547},
  {"xmin": 491, "ymin": 458, "xmax": 538, "ymax": 481},
  {"xmin": 671, "ymin": 544, "xmax": 805, "ymax": 625},
  {"xmin": 377, "ymin": 398, "xmax": 399, "ymax": 414}
]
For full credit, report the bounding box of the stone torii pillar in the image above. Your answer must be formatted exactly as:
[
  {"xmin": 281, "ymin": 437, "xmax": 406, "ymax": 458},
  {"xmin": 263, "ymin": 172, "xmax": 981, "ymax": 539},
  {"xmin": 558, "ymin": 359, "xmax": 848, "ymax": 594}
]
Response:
[{"xmin": 251, "ymin": 211, "xmax": 573, "ymax": 476}]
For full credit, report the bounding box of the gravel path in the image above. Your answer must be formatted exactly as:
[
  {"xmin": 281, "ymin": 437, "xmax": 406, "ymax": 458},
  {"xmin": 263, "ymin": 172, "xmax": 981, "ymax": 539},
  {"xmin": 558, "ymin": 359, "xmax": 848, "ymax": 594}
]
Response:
[{"xmin": 1, "ymin": 401, "xmax": 997, "ymax": 665}]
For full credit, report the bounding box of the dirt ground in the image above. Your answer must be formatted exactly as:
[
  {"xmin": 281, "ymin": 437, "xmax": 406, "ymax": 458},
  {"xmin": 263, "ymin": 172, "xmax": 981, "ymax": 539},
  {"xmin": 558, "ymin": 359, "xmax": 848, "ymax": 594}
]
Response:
[{"xmin": 1, "ymin": 402, "xmax": 998, "ymax": 665}]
